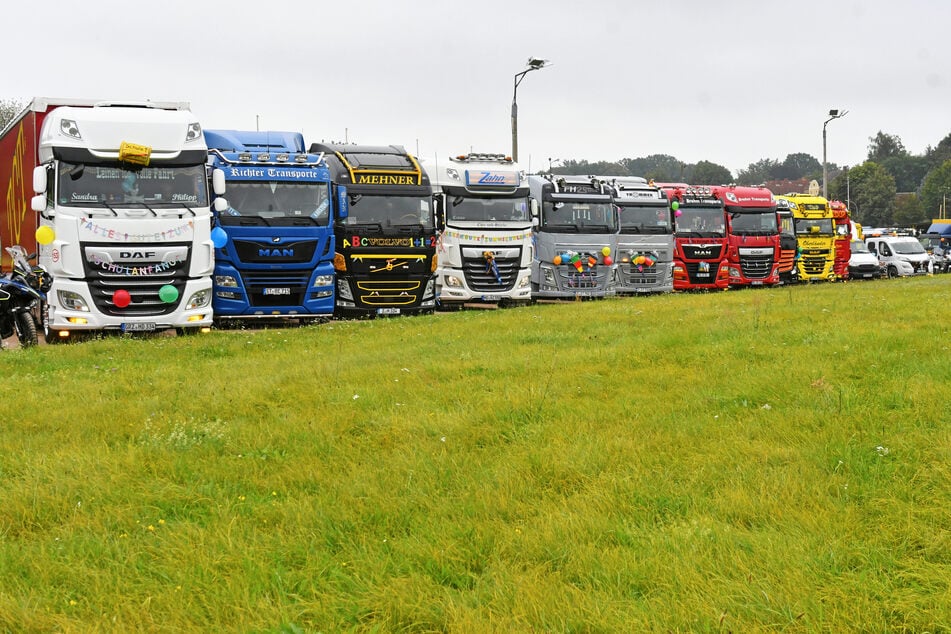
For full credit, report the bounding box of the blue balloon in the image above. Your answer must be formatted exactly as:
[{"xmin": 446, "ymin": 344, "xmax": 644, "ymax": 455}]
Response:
[{"xmin": 211, "ymin": 226, "xmax": 228, "ymax": 249}]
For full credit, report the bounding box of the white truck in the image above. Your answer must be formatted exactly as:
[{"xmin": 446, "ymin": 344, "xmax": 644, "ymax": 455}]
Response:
[
  {"xmin": 430, "ymin": 153, "xmax": 532, "ymax": 307},
  {"xmin": 602, "ymin": 176, "xmax": 673, "ymax": 294},
  {"xmin": 528, "ymin": 174, "xmax": 618, "ymax": 299},
  {"xmin": 1, "ymin": 98, "xmax": 218, "ymax": 340}
]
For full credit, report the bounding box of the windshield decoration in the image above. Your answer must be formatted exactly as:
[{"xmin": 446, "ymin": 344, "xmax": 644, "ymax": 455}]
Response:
[
  {"xmin": 483, "ymin": 251, "xmax": 503, "ymax": 284},
  {"xmin": 440, "ymin": 228, "xmax": 533, "ymax": 243},
  {"xmin": 119, "ymin": 141, "xmax": 152, "ymax": 166},
  {"xmin": 80, "ymin": 217, "xmax": 195, "ymax": 242}
]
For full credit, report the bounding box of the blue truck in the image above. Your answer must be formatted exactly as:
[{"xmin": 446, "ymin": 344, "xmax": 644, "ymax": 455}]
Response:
[{"xmin": 203, "ymin": 130, "xmax": 347, "ymax": 322}]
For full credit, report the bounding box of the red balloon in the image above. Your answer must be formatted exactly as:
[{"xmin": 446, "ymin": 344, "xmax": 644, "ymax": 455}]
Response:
[
  {"xmin": 113, "ymin": 289, "xmax": 131, "ymax": 308},
  {"xmin": 603, "ymin": 256, "xmax": 613, "ymax": 266}
]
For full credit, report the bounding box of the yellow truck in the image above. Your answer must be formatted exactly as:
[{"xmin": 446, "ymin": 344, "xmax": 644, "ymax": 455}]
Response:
[{"xmin": 775, "ymin": 193, "xmax": 839, "ymax": 281}]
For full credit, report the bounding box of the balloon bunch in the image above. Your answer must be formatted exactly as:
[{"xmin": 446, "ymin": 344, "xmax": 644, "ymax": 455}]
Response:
[{"xmin": 672, "ymin": 201, "xmax": 682, "ymax": 217}]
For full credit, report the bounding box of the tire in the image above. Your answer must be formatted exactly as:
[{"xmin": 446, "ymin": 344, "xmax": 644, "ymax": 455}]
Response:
[
  {"xmin": 15, "ymin": 311, "xmax": 38, "ymax": 348},
  {"xmin": 887, "ymin": 265, "xmax": 899, "ymax": 279}
]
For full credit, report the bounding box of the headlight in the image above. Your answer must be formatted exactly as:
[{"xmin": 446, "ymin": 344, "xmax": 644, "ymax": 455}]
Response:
[
  {"xmin": 57, "ymin": 290, "xmax": 90, "ymax": 312},
  {"xmin": 444, "ymin": 275, "xmax": 463, "ymax": 288},
  {"xmin": 337, "ymin": 279, "xmax": 353, "ymax": 301},
  {"xmin": 215, "ymin": 275, "xmax": 239, "ymax": 288},
  {"xmin": 313, "ymin": 274, "xmax": 334, "ymax": 287},
  {"xmin": 543, "ymin": 267, "xmax": 556, "ymax": 286},
  {"xmin": 186, "ymin": 290, "xmax": 211, "ymax": 309}
]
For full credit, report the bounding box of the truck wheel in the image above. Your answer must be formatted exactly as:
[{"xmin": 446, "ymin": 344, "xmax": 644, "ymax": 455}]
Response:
[
  {"xmin": 887, "ymin": 265, "xmax": 899, "ymax": 278},
  {"xmin": 15, "ymin": 312, "xmax": 38, "ymax": 348}
]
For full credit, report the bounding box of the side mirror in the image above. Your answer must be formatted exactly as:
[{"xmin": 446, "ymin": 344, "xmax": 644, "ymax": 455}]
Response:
[
  {"xmin": 530, "ymin": 199, "xmax": 539, "ymax": 217},
  {"xmin": 33, "ymin": 165, "xmax": 47, "ymax": 194},
  {"xmin": 214, "ymin": 198, "xmax": 229, "ymax": 213},
  {"xmin": 336, "ymin": 185, "xmax": 348, "ymax": 220},
  {"xmin": 31, "ymin": 194, "xmax": 47, "ymax": 213},
  {"xmin": 212, "ymin": 169, "xmax": 226, "ymax": 196}
]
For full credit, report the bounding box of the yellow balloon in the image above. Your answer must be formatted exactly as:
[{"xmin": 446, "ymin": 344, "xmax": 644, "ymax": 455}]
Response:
[
  {"xmin": 601, "ymin": 246, "xmax": 611, "ymax": 256},
  {"xmin": 36, "ymin": 225, "xmax": 55, "ymax": 245}
]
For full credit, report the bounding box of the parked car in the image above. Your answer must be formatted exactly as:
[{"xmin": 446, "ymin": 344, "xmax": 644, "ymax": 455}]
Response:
[
  {"xmin": 848, "ymin": 240, "xmax": 883, "ymax": 279},
  {"xmin": 866, "ymin": 235, "xmax": 931, "ymax": 277}
]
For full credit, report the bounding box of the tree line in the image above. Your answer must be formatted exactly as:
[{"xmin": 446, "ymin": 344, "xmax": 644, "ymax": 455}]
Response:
[
  {"xmin": 4, "ymin": 98, "xmax": 949, "ymax": 229},
  {"xmin": 550, "ymin": 130, "xmax": 951, "ymax": 229}
]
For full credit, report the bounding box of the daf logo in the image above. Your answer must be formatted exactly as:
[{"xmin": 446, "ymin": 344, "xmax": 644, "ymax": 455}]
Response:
[{"xmin": 119, "ymin": 251, "xmax": 156, "ymax": 259}]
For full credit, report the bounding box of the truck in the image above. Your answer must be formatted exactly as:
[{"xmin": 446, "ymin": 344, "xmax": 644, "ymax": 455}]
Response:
[
  {"xmin": 429, "ymin": 153, "xmax": 532, "ymax": 308},
  {"xmin": 527, "ymin": 174, "xmax": 617, "ymax": 299},
  {"xmin": 829, "ymin": 200, "xmax": 852, "ymax": 280},
  {"xmin": 309, "ymin": 143, "xmax": 437, "ymax": 316},
  {"xmin": 662, "ymin": 185, "xmax": 729, "ymax": 290},
  {"xmin": 203, "ymin": 130, "xmax": 345, "ymax": 322},
  {"xmin": 775, "ymin": 193, "xmax": 840, "ymax": 282},
  {"xmin": 776, "ymin": 198, "xmax": 798, "ymax": 284},
  {"xmin": 603, "ymin": 176, "xmax": 673, "ymax": 294},
  {"xmin": 717, "ymin": 185, "xmax": 781, "ymax": 287},
  {"xmin": 1, "ymin": 98, "xmax": 216, "ymax": 340}
]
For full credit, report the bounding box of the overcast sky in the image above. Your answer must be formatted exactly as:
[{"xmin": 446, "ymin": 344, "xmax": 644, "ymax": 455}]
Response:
[{"xmin": 5, "ymin": 1, "xmax": 949, "ymax": 176}]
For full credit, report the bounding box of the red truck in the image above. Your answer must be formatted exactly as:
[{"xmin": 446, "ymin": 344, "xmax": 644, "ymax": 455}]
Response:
[
  {"xmin": 829, "ymin": 200, "xmax": 852, "ymax": 279},
  {"xmin": 718, "ymin": 185, "xmax": 781, "ymax": 287},
  {"xmin": 661, "ymin": 185, "xmax": 730, "ymax": 290}
]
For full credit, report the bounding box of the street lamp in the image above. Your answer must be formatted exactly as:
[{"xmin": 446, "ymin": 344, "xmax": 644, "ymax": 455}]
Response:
[
  {"xmin": 822, "ymin": 108, "xmax": 848, "ymax": 199},
  {"xmin": 511, "ymin": 56, "xmax": 550, "ymax": 163}
]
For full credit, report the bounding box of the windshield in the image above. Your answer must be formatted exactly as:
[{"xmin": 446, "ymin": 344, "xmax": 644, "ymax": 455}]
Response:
[
  {"xmin": 218, "ymin": 181, "xmax": 331, "ymax": 226},
  {"xmin": 674, "ymin": 206, "xmax": 725, "ymax": 237},
  {"xmin": 794, "ymin": 218, "xmax": 834, "ymax": 235},
  {"xmin": 541, "ymin": 200, "xmax": 617, "ymax": 233},
  {"xmin": 729, "ymin": 211, "xmax": 778, "ymax": 235},
  {"xmin": 57, "ymin": 162, "xmax": 208, "ymax": 208},
  {"xmin": 341, "ymin": 194, "xmax": 434, "ymax": 230},
  {"xmin": 447, "ymin": 195, "xmax": 530, "ymax": 222},
  {"xmin": 779, "ymin": 214, "xmax": 795, "ymax": 237},
  {"xmin": 618, "ymin": 204, "xmax": 670, "ymax": 234},
  {"xmin": 851, "ymin": 240, "xmax": 871, "ymax": 254},
  {"xmin": 893, "ymin": 240, "xmax": 926, "ymax": 255}
]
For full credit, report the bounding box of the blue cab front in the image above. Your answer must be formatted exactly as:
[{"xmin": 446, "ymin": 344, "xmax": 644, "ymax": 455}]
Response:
[{"xmin": 205, "ymin": 130, "xmax": 346, "ymax": 321}]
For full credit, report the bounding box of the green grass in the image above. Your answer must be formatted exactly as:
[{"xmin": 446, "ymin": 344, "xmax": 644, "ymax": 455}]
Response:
[{"xmin": 1, "ymin": 277, "xmax": 950, "ymax": 632}]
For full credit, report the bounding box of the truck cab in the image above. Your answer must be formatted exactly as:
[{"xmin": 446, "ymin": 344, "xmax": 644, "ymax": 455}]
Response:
[
  {"xmin": 204, "ymin": 130, "xmax": 344, "ymax": 322},
  {"xmin": 528, "ymin": 174, "xmax": 617, "ymax": 299},
  {"xmin": 664, "ymin": 185, "xmax": 729, "ymax": 290},
  {"xmin": 430, "ymin": 153, "xmax": 532, "ymax": 307},
  {"xmin": 603, "ymin": 176, "xmax": 673, "ymax": 294}
]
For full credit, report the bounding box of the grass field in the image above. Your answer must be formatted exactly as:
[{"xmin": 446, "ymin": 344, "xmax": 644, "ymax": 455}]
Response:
[{"xmin": 1, "ymin": 276, "xmax": 950, "ymax": 632}]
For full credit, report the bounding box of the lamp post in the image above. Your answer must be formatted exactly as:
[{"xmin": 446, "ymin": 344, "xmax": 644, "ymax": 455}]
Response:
[
  {"xmin": 822, "ymin": 108, "xmax": 848, "ymax": 199},
  {"xmin": 511, "ymin": 57, "xmax": 550, "ymax": 163}
]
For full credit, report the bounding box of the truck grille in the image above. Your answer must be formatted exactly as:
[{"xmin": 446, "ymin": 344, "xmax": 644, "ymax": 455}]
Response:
[
  {"xmin": 740, "ymin": 254, "xmax": 774, "ymax": 279},
  {"xmin": 83, "ymin": 243, "xmax": 192, "ymax": 317},
  {"xmin": 241, "ymin": 271, "xmax": 310, "ymax": 306},
  {"xmin": 800, "ymin": 250, "xmax": 830, "ymax": 276},
  {"xmin": 462, "ymin": 252, "xmax": 520, "ymax": 292}
]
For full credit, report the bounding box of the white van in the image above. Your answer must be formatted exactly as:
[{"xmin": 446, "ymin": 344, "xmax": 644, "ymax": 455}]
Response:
[
  {"xmin": 848, "ymin": 239, "xmax": 883, "ymax": 279},
  {"xmin": 865, "ymin": 235, "xmax": 931, "ymax": 277}
]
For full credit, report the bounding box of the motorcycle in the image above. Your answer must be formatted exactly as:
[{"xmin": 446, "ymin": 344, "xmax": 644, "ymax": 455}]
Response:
[{"xmin": 1, "ymin": 246, "xmax": 52, "ymax": 348}]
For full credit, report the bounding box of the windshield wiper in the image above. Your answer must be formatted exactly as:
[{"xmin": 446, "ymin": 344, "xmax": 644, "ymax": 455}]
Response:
[
  {"xmin": 543, "ymin": 223, "xmax": 580, "ymax": 232},
  {"xmin": 620, "ymin": 224, "xmax": 642, "ymax": 233},
  {"xmin": 349, "ymin": 222, "xmax": 384, "ymax": 232}
]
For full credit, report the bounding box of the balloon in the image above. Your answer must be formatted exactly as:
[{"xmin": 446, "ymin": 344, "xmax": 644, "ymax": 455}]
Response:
[
  {"xmin": 113, "ymin": 289, "xmax": 131, "ymax": 308},
  {"xmin": 671, "ymin": 201, "xmax": 679, "ymax": 210},
  {"xmin": 674, "ymin": 210, "xmax": 682, "ymax": 217},
  {"xmin": 211, "ymin": 226, "xmax": 228, "ymax": 249},
  {"xmin": 158, "ymin": 284, "xmax": 179, "ymax": 303},
  {"xmin": 36, "ymin": 226, "xmax": 55, "ymax": 245},
  {"xmin": 553, "ymin": 255, "xmax": 562, "ymax": 265},
  {"xmin": 601, "ymin": 246, "xmax": 611, "ymax": 256},
  {"xmin": 603, "ymin": 256, "xmax": 613, "ymax": 266}
]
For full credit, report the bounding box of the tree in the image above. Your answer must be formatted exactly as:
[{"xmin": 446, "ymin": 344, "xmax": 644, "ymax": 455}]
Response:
[
  {"xmin": 736, "ymin": 158, "xmax": 780, "ymax": 185},
  {"xmin": 620, "ymin": 154, "xmax": 684, "ymax": 182},
  {"xmin": 867, "ymin": 131, "xmax": 907, "ymax": 162},
  {"xmin": 688, "ymin": 160, "xmax": 733, "ymax": 186},
  {"xmin": 775, "ymin": 153, "xmax": 821, "ymax": 181},
  {"xmin": 828, "ymin": 162, "xmax": 896, "ymax": 226},
  {"xmin": 924, "ymin": 132, "xmax": 951, "ymax": 170},
  {"xmin": 919, "ymin": 159, "xmax": 951, "ymax": 220},
  {"xmin": 879, "ymin": 155, "xmax": 929, "ymax": 192},
  {"xmin": 891, "ymin": 193, "xmax": 927, "ymax": 227},
  {"xmin": 0, "ymin": 98, "xmax": 24, "ymax": 130}
]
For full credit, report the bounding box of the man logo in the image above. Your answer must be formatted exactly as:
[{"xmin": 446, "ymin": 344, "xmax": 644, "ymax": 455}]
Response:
[{"xmin": 259, "ymin": 248, "xmax": 294, "ymax": 257}]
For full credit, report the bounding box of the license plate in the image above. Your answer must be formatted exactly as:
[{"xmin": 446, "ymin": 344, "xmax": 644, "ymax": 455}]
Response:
[
  {"xmin": 697, "ymin": 272, "xmax": 710, "ymax": 277},
  {"xmin": 122, "ymin": 322, "xmax": 156, "ymax": 332},
  {"xmin": 263, "ymin": 287, "xmax": 291, "ymax": 295},
  {"xmin": 751, "ymin": 281, "xmax": 763, "ymax": 286},
  {"xmin": 481, "ymin": 294, "xmax": 501, "ymax": 301},
  {"xmin": 377, "ymin": 307, "xmax": 401, "ymax": 315}
]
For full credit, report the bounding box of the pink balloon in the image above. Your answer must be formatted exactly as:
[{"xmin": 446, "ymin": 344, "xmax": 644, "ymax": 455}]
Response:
[{"xmin": 113, "ymin": 289, "xmax": 131, "ymax": 308}]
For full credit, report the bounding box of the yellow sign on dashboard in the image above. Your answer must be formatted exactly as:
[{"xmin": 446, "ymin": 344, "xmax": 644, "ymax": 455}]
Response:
[{"xmin": 119, "ymin": 141, "xmax": 152, "ymax": 166}]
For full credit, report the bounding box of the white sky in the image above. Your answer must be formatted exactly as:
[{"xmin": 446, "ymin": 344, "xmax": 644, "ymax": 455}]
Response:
[{"xmin": 4, "ymin": 0, "xmax": 949, "ymax": 176}]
